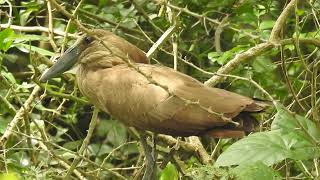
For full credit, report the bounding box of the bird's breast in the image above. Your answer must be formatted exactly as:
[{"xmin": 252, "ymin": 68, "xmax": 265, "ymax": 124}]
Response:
[{"xmin": 76, "ymin": 64, "xmax": 169, "ymax": 127}]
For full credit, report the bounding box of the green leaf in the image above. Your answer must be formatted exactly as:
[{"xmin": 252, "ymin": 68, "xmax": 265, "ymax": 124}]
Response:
[
  {"xmin": 1, "ymin": 71, "xmax": 16, "ymax": 84},
  {"xmin": 186, "ymin": 165, "xmax": 234, "ymax": 179},
  {"xmin": 252, "ymin": 56, "xmax": 276, "ymax": 73},
  {"xmin": 63, "ymin": 140, "xmax": 82, "ymax": 151},
  {"xmin": 0, "ymin": 118, "xmax": 10, "ymax": 134},
  {"xmin": 97, "ymin": 120, "xmax": 127, "ymax": 147},
  {"xmin": 121, "ymin": 143, "xmax": 139, "ymax": 156},
  {"xmin": 207, "ymin": 51, "xmax": 221, "ymax": 63},
  {"xmin": 208, "ymin": 45, "xmax": 249, "ymax": 65},
  {"xmin": 20, "ymin": 9, "xmax": 33, "ymax": 26},
  {"xmin": 160, "ymin": 163, "xmax": 178, "ymax": 180},
  {"xmin": 88, "ymin": 144, "xmax": 113, "ymax": 157},
  {"xmin": 217, "ymin": 51, "xmax": 233, "ymax": 65},
  {"xmin": 215, "ymin": 103, "xmax": 320, "ymax": 167},
  {"xmin": 259, "ymin": 20, "xmax": 275, "ymax": 30},
  {"xmin": 0, "ymin": 28, "xmax": 15, "ymax": 52},
  {"xmin": 232, "ymin": 161, "xmax": 282, "ymax": 180},
  {"xmin": 296, "ymin": 9, "xmax": 305, "ymax": 16},
  {"xmin": 215, "ymin": 131, "xmax": 289, "ymax": 166},
  {"xmin": 0, "ymin": 173, "xmax": 20, "ymax": 180},
  {"xmin": 8, "ymin": 34, "xmax": 49, "ymax": 43},
  {"xmin": 14, "ymin": 44, "xmax": 54, "ymax": 56},
  {"xmin": 271, "ymin": 103, "xmax": 320, "ymax": 140}
]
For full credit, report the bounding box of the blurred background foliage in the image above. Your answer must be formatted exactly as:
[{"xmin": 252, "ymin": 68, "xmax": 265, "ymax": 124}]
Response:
[{"xmin": 0, "ymin": 0, "xmax": 320, "ymax": 179}]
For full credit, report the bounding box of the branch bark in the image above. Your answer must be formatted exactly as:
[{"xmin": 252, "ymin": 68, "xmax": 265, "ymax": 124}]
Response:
[
  {"xmin": 0, "ymin": 24, "xmax": 78, "ymax": 37},
  {"xmin": 204, "ymin": 0, "xmax": 297, "ymax": 87}
]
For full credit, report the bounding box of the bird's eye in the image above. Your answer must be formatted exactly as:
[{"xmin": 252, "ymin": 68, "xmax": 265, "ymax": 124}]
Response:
[{"xmin": 84, "ymin": 36, "xmax": 93, "ymax": 44}]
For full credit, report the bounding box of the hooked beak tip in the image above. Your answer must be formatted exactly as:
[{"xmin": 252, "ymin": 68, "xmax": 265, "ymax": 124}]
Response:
[
  {"xmin": 39, "ymin": 76, "xmax": 47, "ymax": 83},
  {"xmin": 39, "ymin": 69, "xmax": 50, "ymax": 83}
]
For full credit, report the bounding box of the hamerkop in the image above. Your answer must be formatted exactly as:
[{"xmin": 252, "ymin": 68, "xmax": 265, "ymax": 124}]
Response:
[{"xmin": 40, "ymin": 29, "xmax": 268, "ymax": 138}]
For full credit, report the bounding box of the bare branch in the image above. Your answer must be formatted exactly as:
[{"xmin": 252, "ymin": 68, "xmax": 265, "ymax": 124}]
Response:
[
  {"xmin": 0, "ymin": 24, "xmax": 78, "ymax": 38},
  {"xmin": 270, "ymin": 0, "xmax": 297, "ymax": 42}
]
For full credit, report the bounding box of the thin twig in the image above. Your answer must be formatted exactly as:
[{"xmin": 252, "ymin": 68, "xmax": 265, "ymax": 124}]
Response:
[
  {"xmin": 4, "ymin": 0, "xmax": 12, "ymax": 26},
  {"xmin": 280, "ymin": 45, "xmax": 306, "ymax": 111},
  {"xmin": 64, "ymin": 107, "xmax": 99, "ymax": 179},
  {"xmin": 165, "ymin": 2, "xmax": 260, "ymax": 40},
  {"xmin": 0, "ymin": 24, "xmax": 78, "ymax": 37},
  {"xmin": 46, "ymin": 0, "xmax": 58, "ymax": 51},
  {"xmin": 61, "ymin": 0, "xmax": 84, "ymax": 52},
  {"xmin": 146, "ymin": 25, "xmax": 176, "ymax": 58},
  {"xmin": 214, "ymin": 15, "xmax": 229, "ymax": 53}
]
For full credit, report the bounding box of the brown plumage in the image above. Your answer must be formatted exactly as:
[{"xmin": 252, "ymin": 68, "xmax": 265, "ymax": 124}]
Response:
[{"xmin": 40, "ymin": 29, "xmax": 268, "ymax": 138}]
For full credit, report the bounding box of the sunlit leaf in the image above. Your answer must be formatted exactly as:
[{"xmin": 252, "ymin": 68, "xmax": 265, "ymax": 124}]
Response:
[
  {"xmin": 8, "ymin": 34, "xmax": 49, "ymax": 43},
  {"xmin": 1, "ymin": 71, "xmax": 16, "ymax": 84},
  {"xmin": 208, "ymin": 45, "xmax": 250, "ymax": 65},
  {"xmin": 0, "ymin": 173, "xmax": 20, "ymax": 180},
  {"xmin": 14, "ymin": 44, "xmax": 54, "ymax": 56},
  {"xmin": 259, "ymin": 20, "xmax": 275, "ymax": 30},
  {"xmin": 19, "ymin": 9, "xmax": 33, "ymax": 26},
  {"xmin": 160, "ymin": 163, "xmax": 178, "ymax": 180},
  {"xmin": 0, "ymin": 28, "xmax": 15, "ymax": 52}
]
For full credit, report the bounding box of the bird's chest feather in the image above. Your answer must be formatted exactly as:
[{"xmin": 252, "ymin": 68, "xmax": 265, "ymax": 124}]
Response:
[{"xmin": 77, "ymin": 65, "xmax": 168, "ymax": 127}]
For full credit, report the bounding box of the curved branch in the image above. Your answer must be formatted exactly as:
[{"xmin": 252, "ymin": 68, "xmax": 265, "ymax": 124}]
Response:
[
  {"xmin": 204, "ymin": 0, "xmax": 298, "ymax": 87},
  {"xmin": 270, "ymin": 0, "xmax": 297, "ymax": 42}
]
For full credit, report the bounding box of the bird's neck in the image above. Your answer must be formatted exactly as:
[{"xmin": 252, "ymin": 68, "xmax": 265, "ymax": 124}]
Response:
[{"xmin": 78, "ymin": 48, "xmax": 129, "ymax": 70}]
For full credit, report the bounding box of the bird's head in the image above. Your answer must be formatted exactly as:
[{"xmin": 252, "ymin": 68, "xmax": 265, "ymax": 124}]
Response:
[{"xmin": 39, "ymin": 29, "xmax": 148, "ymax": 82}]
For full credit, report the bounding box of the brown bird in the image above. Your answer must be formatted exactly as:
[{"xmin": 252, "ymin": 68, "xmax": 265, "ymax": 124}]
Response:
[{"xmin": 40, "ymin": 29, "xmax": 268, "ymax": 138}]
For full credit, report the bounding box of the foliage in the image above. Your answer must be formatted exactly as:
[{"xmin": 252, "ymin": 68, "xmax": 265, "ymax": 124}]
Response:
[
  {"xmin": 0, "ymin": 0, "xmax": 320, "ymax": 179},
  {"xmin": 186, "ymin": 162, "xmax": 282, "ymax": 180},
  {"xmin": 159, "ymin": 163, "xmax": 179, "ymax": 180},
  {"xmin": 216, "ymin": 103, "xmax": 320, "ymax": 166}
]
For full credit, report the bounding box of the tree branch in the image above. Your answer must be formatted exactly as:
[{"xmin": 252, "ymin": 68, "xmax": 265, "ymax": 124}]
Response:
[
  {"xmin": 270, "ymin": 0, "xmax": 297, "ymax": 42},
  {"xmin": 0, "ymin": 86, "xmax": 41, "ymax": 146},
  {"xmin": 0, "ymin": 24, "xmax": 78, "ymax": 38},
  {"xmin": 204, "ymin": 0, "xmax": 298, "ymax": 87}
]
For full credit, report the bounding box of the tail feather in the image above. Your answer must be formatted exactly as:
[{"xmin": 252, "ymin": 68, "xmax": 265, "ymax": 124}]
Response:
[
  {"xmin": 244, "ymin": 100, "xmax": 271, "ymax": 112},
  {"xmin": 205, "ymin": 112, "xmax": 259, "ymax": 138},
  {"xmin": 204, "ymin": 100, "xmax": 270, "ymax": 138},
  {"xmin": 205, "ymin": 129, "xmax": 245, "ymax": 138}
]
